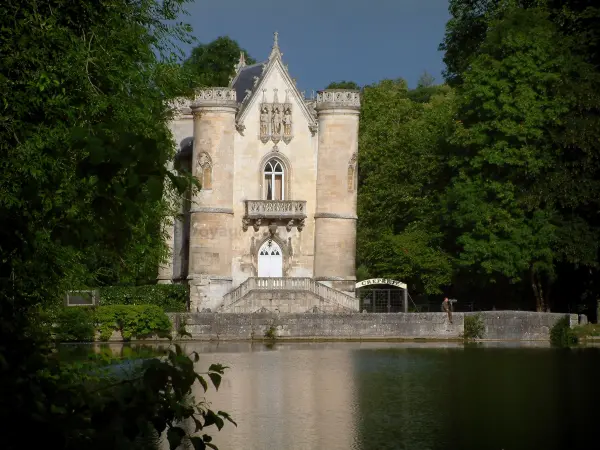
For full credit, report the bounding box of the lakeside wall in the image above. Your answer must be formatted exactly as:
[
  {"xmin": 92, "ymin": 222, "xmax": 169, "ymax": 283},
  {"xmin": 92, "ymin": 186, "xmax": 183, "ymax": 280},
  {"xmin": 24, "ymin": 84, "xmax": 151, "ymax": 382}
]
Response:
[{"xmin": 168, "ymin": 311, "xmax": 578, "ymax": 341}]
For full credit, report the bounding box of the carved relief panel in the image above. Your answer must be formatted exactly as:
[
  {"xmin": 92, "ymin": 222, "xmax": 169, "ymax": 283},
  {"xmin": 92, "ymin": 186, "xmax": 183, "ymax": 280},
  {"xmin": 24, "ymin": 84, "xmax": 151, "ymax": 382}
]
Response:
[
  {"xmin": 258, "ymin": 88, "xmax": 293, "ymax": 146},
  {"xmin": 197, "ymin": 152, "xmax": 213, "ymax": 190}
]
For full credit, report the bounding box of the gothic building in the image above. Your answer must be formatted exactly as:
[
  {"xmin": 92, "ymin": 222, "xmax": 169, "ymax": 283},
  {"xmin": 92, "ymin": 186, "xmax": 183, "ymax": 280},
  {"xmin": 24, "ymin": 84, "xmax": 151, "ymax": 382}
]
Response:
[{"xmin": 158, "ymin": 33, "xmax": 361, "ymax": 313}]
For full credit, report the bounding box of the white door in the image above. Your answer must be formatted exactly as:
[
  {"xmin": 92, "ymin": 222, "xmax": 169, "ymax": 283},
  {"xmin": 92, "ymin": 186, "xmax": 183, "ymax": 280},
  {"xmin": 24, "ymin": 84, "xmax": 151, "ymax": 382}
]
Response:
[{"xmin": 258, "ymin": 240, "xmax": 283, "ymax": 277}]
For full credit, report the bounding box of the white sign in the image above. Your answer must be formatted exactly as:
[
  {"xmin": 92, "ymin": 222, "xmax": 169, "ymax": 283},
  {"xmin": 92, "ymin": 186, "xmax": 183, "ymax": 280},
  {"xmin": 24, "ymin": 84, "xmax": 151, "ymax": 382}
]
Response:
[{"xmin": 355, "ymin": 278, "xmax": 407, "ymax": 290}]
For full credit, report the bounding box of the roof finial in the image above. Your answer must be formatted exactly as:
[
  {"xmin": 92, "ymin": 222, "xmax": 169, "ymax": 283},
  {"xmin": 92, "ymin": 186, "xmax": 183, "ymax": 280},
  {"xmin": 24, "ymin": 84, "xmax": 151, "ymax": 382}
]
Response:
[
  {"xmin": 269, "ymin": 31, "xmax": 281, "ymax": 59},
  {"xmin": 234, "ymin": 51, "xmax": 247, "ymax": 72}
]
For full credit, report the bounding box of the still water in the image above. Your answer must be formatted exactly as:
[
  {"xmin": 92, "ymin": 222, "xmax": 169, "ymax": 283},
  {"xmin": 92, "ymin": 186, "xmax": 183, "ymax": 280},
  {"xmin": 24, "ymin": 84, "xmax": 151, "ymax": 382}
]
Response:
[{"xmin": 60, "ymin": 342, "xmax": 600, "ymax": 450}]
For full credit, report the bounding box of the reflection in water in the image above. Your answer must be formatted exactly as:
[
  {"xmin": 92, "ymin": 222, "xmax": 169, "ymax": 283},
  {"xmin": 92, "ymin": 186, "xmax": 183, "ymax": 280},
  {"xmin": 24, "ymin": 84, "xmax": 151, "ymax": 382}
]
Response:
[
  {"xmin": 59, "ymin": 342, "xmax": 600, "ymax": 450},
  {"xmin": 188, "ymin": 342, "xmax": 358, "ymax": 450}
]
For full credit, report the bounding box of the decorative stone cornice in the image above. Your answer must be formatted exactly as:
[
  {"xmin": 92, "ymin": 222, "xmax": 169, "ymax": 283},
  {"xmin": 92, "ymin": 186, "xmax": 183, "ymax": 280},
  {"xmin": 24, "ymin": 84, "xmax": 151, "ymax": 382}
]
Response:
[
  {"xmin": 314, "ymin": 212, "xmax": 358, "ymax": 220},
  {"xmin": 315, "ymin": 90, "xmax": 361, "ymax": 111},
  {"xmin": 189, "ymin": 207, "xmax": 234, "ymax": 215},
  {"xmin": 191, "ymin": 88, "xmax": 237, "ymax": 110}
]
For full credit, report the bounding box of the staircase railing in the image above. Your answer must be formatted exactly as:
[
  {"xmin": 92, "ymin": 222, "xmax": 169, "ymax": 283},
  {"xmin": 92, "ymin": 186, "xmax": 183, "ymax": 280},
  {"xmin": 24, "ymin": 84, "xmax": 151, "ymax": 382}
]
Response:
[{"xmin": 220, "ymin": 277, "xmax": 358, "ymax": 312}]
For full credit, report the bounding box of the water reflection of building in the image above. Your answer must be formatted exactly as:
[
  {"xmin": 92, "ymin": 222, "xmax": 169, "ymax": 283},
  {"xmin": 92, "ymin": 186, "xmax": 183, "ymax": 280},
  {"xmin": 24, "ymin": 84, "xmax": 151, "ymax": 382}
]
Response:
[{"xmin": 192, "ymin": 344, "xmax": 358, "ymax": 450}]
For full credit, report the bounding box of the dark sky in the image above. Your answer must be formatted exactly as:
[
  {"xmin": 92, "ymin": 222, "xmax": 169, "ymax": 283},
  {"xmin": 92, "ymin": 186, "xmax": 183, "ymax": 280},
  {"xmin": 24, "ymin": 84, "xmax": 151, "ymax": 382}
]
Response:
[{"xmin": 177, "ymin": 0, "xmax": 451, "ymax": 93}]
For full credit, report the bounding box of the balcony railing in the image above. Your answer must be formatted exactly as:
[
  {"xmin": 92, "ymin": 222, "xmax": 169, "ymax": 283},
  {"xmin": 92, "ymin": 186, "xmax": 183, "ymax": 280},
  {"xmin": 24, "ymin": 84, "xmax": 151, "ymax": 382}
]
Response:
[{"xmin": 242, "ymin": 200, "xmax": 307, "ymax": 233}]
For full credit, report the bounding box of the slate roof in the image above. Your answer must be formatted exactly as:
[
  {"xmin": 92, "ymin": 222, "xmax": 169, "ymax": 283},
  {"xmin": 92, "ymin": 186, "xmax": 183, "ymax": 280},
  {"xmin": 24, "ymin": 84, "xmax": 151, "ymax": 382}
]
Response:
[{"xmin": 231, "ymin": 62, "xmax": 266, "ymax": 104}]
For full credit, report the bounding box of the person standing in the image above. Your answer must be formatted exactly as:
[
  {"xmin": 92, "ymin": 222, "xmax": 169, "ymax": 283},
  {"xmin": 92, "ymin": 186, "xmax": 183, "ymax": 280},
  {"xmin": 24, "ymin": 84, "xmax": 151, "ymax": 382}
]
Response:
[{"xmin": 442, "ymin": 297, "xmax": 453, "ymax": 324}]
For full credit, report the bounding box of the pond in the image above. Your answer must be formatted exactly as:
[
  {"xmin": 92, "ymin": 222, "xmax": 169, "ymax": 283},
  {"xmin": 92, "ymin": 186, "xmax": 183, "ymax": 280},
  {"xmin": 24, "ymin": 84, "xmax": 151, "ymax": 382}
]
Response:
[{"xmin": 58, "ymin": 342, "xmax": 600, "ymax": 450}]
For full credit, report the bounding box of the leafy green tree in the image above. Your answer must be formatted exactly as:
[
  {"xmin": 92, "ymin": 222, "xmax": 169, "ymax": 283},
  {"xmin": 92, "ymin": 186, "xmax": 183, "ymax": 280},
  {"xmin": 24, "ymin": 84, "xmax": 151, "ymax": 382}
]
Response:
[
  {"xmin": 443, "ymin": 5, "xmax": 600, "ymax": 311},
  {"xmin": 325, "ymin": 80, "xmax": 361, "ymax": 90},
  {"xmin": 357, "ymin": 79, "xmax": 456, "ymax": 295},
  {"xmin": 182, "ymin": 36, "xmax": 256, "ymax": 87},
  {"xmin": 0, "ymin": 0, "xmax": 230, "ymax": 448}
]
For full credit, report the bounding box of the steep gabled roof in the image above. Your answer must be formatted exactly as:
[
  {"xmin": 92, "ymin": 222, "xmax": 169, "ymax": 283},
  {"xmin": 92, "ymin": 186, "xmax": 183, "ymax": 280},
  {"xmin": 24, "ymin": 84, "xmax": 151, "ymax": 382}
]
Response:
[{"xmin": 230, "ymin": 32, "xmax": 317, "ymax": 131}]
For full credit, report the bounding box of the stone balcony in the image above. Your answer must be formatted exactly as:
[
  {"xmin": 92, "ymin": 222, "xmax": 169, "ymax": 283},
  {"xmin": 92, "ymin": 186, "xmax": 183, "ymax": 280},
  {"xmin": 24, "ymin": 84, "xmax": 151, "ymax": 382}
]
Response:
[{"xmin": 242, "ymin": 200, "xmax": 307, "ymax": 233}]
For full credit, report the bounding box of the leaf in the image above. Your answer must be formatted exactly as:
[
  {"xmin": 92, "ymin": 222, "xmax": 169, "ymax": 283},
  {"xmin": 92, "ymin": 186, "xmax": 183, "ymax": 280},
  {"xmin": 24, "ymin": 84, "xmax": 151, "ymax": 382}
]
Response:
[
  {"xmin": 190, "ymin": 437, "xmax": 206, "ymax": 450},
  {"xmin": 208, "ymin": 372, "xmax": 221, "ymax": 390},
  {"xmin": 167, "ymin": 426, "xmax": 186, "ymax": 450},
  {"xmin": 203, "ymin": 410, "xmax": 224, "ymax": 430},
  {"xmin": 208, "ymin": 363, "xmax": 228, "ymax": 374},
  {"xmin": 218, "ymin": 410, "xmax": 238, "ymax": 427},
  {"xmin": 197, "ymin": 374, "xmax": 208, "ymax": 392},
  {"xmin": 193, "ymin": 416, "xmax": 203, "ymax": 432}
]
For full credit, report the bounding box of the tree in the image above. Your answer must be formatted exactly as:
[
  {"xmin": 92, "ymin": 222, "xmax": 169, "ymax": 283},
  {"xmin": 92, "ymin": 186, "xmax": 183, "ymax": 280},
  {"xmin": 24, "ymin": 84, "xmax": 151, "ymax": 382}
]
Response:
[
  {"xmin": 182, "ymin": 36, "xmax": 256, "ymax": 87},
  {"xmin": 442, "ymin": 5, "xmax": 600, "ymax": 311},
  {"xmin": 0, "ymin": 0, "xmax": 230, "ymax": 448},
  {"xmin": 357, "ymin": 79, "xmax": 456, "ymax": 295},
  {"xmin": 416, "ymin": 71, "xmax": 436, "ymax": 88},
  {"xmin": 325, "ymin": 80, "xmax": 361, "ymax": 90}
]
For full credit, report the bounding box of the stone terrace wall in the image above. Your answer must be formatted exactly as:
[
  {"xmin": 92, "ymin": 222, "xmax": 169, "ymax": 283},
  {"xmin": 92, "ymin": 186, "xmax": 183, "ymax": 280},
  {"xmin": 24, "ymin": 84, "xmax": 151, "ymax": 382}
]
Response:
[
  {"xmin": 169, "ymin": 311, "xmax": 577, "ymax": 341},
  {"xmin": 468, "ymin": 311, "xmax": 578, "ymax": 341}
]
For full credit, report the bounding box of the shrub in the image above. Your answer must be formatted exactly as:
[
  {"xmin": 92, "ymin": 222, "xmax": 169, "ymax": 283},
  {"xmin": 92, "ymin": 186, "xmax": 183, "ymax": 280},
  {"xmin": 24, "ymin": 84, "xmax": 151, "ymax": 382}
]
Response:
[
  {"xmin": 100, "ymin": 284, "xmax": 188, "ymax": 312},
  {"xmin": 550, "ymin": 315, "xmax": 578, "ymax": 347},
  {"xmin": 53, "ymin": 307, "xmax": 96, "ymax": 342},
  {"xmin": 463, "ymin": 313, "xmax": 485, "ymax": 340},
  {"xmin": 96, "ymin": 305, "xmax": 172, "ymax": 341}
]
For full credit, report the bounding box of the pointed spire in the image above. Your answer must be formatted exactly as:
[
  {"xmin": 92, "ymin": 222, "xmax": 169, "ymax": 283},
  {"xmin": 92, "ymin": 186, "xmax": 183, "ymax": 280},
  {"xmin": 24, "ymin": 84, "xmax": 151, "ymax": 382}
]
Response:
[
  {"xmin": 273, "ymin": 88, "xmax": 279, "ymax": 105},
  {"xmin": 234, "ymin": 51, "xmax": 247, "ymax": 72},
  {"xmin": 269, "ymin": 31, "xmax": 282, "ymax": 60}
]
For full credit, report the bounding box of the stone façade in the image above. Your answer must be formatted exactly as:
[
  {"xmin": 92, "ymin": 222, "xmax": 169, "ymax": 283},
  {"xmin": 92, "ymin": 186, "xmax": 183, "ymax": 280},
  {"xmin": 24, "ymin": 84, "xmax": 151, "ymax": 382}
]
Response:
[{"xmin": 157, "ymin": 33, "xmax": 361, "ymax": 312}]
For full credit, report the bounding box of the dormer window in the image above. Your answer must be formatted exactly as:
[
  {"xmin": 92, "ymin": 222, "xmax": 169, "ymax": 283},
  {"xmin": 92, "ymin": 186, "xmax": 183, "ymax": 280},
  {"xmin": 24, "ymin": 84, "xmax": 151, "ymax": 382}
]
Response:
[{"xmin": 263, "ymin": 159, "xmax": 285, "ymax": 200}]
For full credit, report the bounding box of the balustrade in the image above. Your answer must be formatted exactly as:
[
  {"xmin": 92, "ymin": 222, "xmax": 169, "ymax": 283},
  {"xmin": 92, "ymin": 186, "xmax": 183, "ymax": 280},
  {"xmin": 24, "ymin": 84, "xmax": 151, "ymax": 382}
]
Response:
[{"xmin": 221, "ymin": 277, "xmax": 358, "ymax": 312}]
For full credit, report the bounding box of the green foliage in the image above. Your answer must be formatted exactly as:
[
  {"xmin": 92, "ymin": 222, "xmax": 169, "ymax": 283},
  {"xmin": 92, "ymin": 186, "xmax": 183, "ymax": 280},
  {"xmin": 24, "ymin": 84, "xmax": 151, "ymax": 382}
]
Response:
[
  {"xmin": 357, "ymin": 78, "xmax": 456, "ymax": 295},
  {"xmin": 53, "ymin": 308, "xmax": 96, "ymax": 342},
  {"xmin": 51, "ymin": 305, "xmax": 173, "ymax": 342},
  {"xmin": 325, "ymin": 80, "xmax": 361, "ymax": 90},
  {"xmin": 95, "ymin": 305, "xmax": 172, "ymax": 341},
  {"xmin": 0, "ymin": 0, "xmax": 228, "ymax": 448},
  {"xmin": 182, "ymin": 36, "xmax": 256, "ymax": 88},
  {"xmin": 442, "ymin": 4, "xmax": 600, "ymax": 310},
  {"xmin": 550, "ymin": 316, "xmax": 578, "ymax": 347},
  {"xmin": 43, "ymin": 343, "xmax": 235, "ymax": 450},
  {"xmin": 572, "ymin": 323, "xmax": 600, "ymax": 339},
  {"xmin": 100, "ymin": 284, "xmax": 188, "ymax": 312},
  {"xmin": 264, "ymin": 325, "xmax": 277, "ymax": 340},
  {"xmin": 462, "ymin": 314, "xmax": 486, "ymax": 340}
]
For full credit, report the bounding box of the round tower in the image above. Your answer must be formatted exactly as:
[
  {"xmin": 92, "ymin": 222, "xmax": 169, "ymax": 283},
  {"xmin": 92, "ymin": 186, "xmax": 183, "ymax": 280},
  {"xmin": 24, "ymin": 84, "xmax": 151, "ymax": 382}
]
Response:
[
  {"xmin": 313, "ymin": 90, "xmax": 361, "ymax": 296},
  {"xmin": 188, "ymin": 88, "xmax": 237, "ymax": 311}
]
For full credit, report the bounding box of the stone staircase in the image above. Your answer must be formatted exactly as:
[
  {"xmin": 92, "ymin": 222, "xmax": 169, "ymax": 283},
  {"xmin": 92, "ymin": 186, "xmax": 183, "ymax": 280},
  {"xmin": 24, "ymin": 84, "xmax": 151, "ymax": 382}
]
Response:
[{"xmin": 219, "ymin": 277, "xmax": 359, "ymax": 313}]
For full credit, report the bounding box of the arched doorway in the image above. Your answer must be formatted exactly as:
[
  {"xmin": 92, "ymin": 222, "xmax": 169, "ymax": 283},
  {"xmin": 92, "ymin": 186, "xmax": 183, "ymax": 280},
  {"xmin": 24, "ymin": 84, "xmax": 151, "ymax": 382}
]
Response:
[{"xmin": 258, "ymin": 240, "xmax": 283, "ymax": 277}]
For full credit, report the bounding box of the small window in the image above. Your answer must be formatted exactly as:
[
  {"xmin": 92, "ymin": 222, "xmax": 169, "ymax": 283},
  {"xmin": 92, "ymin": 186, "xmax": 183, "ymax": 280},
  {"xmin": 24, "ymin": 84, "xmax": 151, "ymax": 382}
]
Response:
[{"xmin": 264, "ymin": 159, "xmax": 285, "ymax": 200}]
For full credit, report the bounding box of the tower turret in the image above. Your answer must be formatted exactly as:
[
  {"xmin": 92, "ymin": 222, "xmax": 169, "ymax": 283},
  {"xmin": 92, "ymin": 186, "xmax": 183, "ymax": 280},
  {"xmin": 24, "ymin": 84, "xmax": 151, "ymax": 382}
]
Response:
[
  {"xmin": 313, "ymin": 90, "xmax": 361, "ymax": 296},
  {"xmin": 188, "ymin": 88, "xmax": 237, "ymax": 311}
]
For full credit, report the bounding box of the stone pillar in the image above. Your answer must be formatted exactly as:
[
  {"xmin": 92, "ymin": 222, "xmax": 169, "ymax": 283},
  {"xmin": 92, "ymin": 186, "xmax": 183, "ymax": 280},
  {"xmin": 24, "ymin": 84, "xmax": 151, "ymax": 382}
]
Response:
[
  {"xmin": 188, "ymin": 88, "xmax": 237, "ymax": 311},
  {"xmin": 313, "ymin": 90, "xmax": 361, "ymax": 295}
]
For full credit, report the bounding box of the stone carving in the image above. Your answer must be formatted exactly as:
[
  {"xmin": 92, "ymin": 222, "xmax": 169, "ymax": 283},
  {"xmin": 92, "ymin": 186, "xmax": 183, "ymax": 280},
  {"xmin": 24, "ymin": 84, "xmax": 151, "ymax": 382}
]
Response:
[
  {"xmin": 286, "ymin": 220, "xmax": 294, "ymax": 232},
  {"xmin": 348, "ymin": 152, "xmax": 357, "ymax": 192},
  {"xmin": 282, "ymin": 90, "xmax": 293, "ymax": 144},
  {"xmin": 192, "ymin": 88, "xmax": 237, "ymax": 108},
  {"xmin": 259, "ymin": 88, "xmax": 295, "ymax": 145},
  {"xmin": 272, "ymin": 106, "xmax": 283, "ymax": 137},
  {"xmin": 316, "ymin": 90, "xmax": 361, "ymax": 110},
  {"xmin": 197, "ymin": 152, "xmax": 212, "ymax": 190}
]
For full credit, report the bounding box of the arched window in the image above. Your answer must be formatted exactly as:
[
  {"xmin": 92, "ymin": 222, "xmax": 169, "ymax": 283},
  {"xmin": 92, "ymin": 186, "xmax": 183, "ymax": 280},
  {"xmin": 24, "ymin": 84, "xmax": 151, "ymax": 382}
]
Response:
[{"xmin": 263, "ymin": 159, "xmax": 285, "ymax": 200}]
